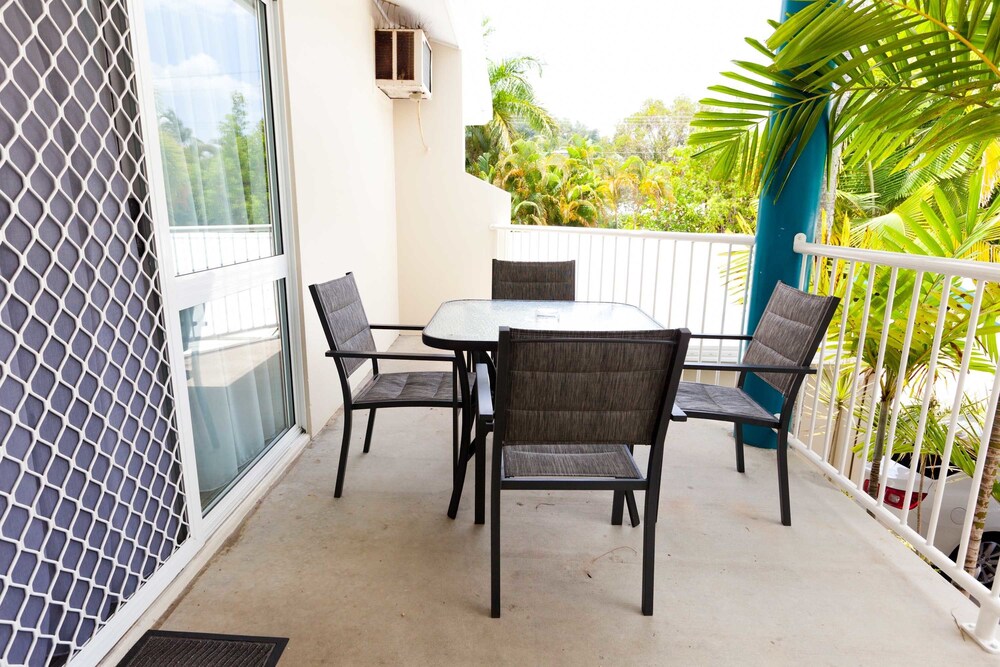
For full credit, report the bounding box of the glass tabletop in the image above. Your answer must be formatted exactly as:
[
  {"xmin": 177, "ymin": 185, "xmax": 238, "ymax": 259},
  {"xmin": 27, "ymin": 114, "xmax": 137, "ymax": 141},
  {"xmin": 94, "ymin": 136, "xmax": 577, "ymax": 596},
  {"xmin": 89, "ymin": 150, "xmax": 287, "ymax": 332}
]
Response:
[{"xmin": 422, "ymin": 299, "xmax": 663, "ymax": 351}]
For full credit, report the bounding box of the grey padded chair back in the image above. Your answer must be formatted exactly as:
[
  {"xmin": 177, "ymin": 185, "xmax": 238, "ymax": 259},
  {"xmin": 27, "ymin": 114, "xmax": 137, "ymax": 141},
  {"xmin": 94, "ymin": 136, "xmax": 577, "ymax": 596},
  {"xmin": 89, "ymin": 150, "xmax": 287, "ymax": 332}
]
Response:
[
  {"xmin": 492, "ymin": 259, "xmax": 576, "ymax": 301},
  {"xmin": 495, "ymin": 328, "xmax": 688, "ymax": 448},
  {"xmin": 309, "ymin": 273, "xmax": 377, "ymax": 376},
  {"xmin": 742, "ymin": 281, "xmax": 839, "ymax": 397}
]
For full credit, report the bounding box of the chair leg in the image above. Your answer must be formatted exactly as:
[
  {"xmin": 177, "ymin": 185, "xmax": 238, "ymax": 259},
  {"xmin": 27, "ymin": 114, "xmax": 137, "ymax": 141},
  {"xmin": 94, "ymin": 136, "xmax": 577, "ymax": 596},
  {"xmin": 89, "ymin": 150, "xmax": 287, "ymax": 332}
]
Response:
[
  {"xmin": 334, "ymin": 407, "xmax": 353, "ymax": 498},
  {"xmin": 611, "ymin": 491, "xmax": 625, "ymax": 526},
  {"xmin": 491, "ymin": 449, "xmax": 502, "ymax": 618},
  {"xmin": 777, "ymin": 430, "xmax": 791, "ymax": 526},
  {"xmin": 734, "ymin": 423, "xmax": 746, "ymax": 473},
  {"xmin": 362, "ymin": 409, "xmax": 377, "ymax": 453},
  {"xmin": 641, "ymin": 499, "xmax": 656, "ymax": 615},
  {"xmin": 626, "ymin": 491, "xmax": 641, "ymax": 528},
  {"xmin": 475, "ymin": 422, "xmax": 486, "ymax": 525}
]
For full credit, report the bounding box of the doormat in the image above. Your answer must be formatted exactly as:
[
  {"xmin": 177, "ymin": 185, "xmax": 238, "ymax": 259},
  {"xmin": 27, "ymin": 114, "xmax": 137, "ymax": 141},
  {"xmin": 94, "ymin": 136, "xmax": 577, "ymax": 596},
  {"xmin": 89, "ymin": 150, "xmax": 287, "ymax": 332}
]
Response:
[{"xmin": 117, "ymin": 630, "xmax": 288, "ymax": 666}]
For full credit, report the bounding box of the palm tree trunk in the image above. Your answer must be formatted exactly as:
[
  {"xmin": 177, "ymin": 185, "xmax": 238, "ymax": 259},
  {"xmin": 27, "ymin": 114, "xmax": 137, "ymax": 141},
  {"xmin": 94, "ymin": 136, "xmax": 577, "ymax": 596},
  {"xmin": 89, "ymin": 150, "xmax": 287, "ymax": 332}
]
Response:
[
  {"xmin": 820, "ymin": 142, "xmax": 841, "ymax": 230},
  {"xmin": 868, "ymin": 398, "xmax": 890, "ymax": 498},
  {"xmin": 965, "ymin": 402, "xmax": 1000, "ymax": 578}
]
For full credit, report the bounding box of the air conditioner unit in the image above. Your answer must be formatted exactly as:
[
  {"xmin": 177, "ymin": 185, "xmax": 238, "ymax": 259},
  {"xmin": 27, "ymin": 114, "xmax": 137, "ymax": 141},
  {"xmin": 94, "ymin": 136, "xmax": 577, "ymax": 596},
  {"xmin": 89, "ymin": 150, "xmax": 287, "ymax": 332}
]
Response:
[{"xmin": 375, "ymin": 29, "xmax": 432, "ymax": 100}]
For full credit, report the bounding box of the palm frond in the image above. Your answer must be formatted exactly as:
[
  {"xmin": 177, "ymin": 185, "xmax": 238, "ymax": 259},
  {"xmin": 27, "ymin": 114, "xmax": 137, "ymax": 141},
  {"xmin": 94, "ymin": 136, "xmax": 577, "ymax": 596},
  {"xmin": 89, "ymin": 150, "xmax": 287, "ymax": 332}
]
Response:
[{"xmin": 692, "ymin": 0, "xmax": 1000, "ymax": 192}]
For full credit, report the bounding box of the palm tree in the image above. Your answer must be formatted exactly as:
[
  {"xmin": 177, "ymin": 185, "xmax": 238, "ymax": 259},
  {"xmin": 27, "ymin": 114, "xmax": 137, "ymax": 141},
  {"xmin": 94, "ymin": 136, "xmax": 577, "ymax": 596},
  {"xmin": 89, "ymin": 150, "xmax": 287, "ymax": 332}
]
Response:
[
  {"xmin": 689, "ymin": 1, "xmax": 1000, "ymax": 194},
  {"xmin": 466, "ymin": 56, "xmax": 558, "ymax": 175},
  {"xmin": 968, "ymin": 410, "xmax": 1000, "ymax": 579},
  {"xmin": 596, "ymin": 155, "xmax": 640, "ymax": 228}
]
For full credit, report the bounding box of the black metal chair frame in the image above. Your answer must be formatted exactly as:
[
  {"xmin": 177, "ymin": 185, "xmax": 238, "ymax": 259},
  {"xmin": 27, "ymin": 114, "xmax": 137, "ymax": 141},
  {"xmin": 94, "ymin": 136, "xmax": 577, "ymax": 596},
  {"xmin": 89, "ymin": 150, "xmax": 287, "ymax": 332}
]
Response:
[
  {"xmin": 479, "ymin": 327, "xmax": 691, "ymax": 617},
  {"xmin": 309, "ymin": 275, "xmax": 474, "ymax": 503},
  {"xmin": 678, "ymin": 287, "xmax": 839, "ymax": 526}
]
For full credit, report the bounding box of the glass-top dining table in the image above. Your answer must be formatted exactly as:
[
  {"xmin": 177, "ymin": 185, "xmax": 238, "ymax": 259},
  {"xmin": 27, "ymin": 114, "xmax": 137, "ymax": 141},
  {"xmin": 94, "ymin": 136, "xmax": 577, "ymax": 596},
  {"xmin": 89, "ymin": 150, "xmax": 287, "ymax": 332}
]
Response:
[{"xmin": 422, "ymin": 299, "xmax": 664, "ymax": 524}]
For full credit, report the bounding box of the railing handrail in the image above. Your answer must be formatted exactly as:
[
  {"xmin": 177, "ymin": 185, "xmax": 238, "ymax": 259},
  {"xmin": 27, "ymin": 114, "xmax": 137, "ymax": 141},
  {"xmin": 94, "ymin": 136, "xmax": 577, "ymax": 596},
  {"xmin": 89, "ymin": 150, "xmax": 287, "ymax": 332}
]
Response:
[
  {"xmin": 793, "ymin": 233, "xmax": 1000, "ymax": 282},
  {"xmin": 491, "ymin": 223, "xmax": 755, "ymax": 246}
]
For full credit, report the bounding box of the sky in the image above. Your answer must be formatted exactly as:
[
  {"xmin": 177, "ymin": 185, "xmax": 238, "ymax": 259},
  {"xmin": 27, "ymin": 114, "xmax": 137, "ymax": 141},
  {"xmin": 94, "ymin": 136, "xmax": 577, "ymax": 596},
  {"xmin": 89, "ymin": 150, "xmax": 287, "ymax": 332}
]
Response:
[
  {"xmin": 144, "ymin": 0, "xmax": 265, "ymax": 141},
  {"xmin": 483, "ymin": 0, "xmax": 780, "ymax": 137}
]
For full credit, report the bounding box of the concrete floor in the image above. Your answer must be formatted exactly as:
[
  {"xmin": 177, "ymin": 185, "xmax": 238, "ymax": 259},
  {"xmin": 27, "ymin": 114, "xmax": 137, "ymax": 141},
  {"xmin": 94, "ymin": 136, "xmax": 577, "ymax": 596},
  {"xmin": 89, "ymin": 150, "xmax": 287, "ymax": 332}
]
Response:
[{"xmin": 157, "ymin": 338, "xmax": 995, "ymax": 665}]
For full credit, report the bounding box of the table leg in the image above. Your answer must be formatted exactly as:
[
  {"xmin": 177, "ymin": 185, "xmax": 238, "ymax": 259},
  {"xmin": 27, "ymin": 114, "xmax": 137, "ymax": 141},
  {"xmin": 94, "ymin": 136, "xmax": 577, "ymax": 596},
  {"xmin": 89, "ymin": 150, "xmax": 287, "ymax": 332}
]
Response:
[
  {"xmin": 447, "ymin": 350, "xmax": 475, "ymax": 519},
  {"xmin": 472, "ymin": 351, "xmax": 488, "ymax": 525}
]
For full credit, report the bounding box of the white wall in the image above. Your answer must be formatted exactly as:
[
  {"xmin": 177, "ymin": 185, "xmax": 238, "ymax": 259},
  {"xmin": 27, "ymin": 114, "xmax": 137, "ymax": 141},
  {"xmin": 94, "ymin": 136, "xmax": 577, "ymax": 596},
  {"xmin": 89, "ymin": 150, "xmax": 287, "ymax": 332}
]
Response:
[
  {"xmin": 280, "ymin": 0, "xmax": 401, "ymax": 435},
  {"xmin": 393, "ymin": 43, "xmax": 511, "ymax": 324}
]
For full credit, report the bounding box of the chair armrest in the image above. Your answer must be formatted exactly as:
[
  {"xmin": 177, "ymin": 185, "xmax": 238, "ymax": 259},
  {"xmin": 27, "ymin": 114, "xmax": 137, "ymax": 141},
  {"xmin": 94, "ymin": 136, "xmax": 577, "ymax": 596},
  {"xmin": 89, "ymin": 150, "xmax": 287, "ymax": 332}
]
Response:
[
  {"xmin": 369, "ymin": 324, "xmax": 425, "ymax": 331},
  {"xmin": 683, "ymin": 362, "xmax": 816, "ymax": 375},
  {"xmin": 671, "ymin": 405, "xmax": 687, "ymax": 422},
  {"xmin": 689, "ymin": 334, "xmax": 753, "ymax": 341},
  {"xmin": 326, "ymin": 350, "xmax": 455, "ymax": 363},
  {"xmin": 475, "ymin": 363, "xmax": 493, "ymax": 420}
]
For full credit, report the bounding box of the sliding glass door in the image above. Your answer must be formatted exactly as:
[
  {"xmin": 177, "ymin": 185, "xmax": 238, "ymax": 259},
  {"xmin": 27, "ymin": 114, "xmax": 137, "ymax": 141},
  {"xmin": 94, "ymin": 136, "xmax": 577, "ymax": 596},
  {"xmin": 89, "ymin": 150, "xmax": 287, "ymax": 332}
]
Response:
[{"xmin": 135, "ymin": 0, "xmax": 297, "ymax": 514}]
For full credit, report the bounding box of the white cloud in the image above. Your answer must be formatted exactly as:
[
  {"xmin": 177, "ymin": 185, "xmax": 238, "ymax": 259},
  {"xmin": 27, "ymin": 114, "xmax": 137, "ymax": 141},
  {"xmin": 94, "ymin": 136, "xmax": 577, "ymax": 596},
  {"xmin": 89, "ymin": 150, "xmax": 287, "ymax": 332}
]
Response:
[{"xmin": 151, "ymin": 53, "xmax": 262, "ymax": 141}]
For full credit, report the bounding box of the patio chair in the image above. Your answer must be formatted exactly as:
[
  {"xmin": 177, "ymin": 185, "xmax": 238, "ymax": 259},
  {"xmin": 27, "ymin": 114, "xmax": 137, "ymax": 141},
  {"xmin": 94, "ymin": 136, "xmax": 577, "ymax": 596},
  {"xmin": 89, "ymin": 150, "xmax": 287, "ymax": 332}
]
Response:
[
  {"xmin": 491, "ymin": 259, "xmax": 576, "ymax": 300},
  {"xmin": 309, "ymin": 273, "xmax": 471, "ymax": 498},
  {"xmin": 478, "ymin": 327, "xmax": 691, "ymax": 617},
  {"xmin": 676, "ymin": 281, "xmax": 839, "ymax": 526}
]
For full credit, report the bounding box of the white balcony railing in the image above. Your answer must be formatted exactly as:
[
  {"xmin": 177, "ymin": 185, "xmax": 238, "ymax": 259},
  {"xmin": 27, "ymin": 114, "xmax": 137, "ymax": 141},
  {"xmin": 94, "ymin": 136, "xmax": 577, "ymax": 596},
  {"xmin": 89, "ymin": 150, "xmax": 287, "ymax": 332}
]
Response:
[
  {"xmin": 170, "ymin": 224, "xmax": 275, "ymax": 275},
  {"xmin": 170, "ymin": 225, "xmax": 280, "ymax": 338},
  {"xmin": 792, "ymin": 232, "xmax": 1000, "ymax": 652},
  {"xmin": 492, "ymin": 223, "xmax": 755, "ymax": 369}
]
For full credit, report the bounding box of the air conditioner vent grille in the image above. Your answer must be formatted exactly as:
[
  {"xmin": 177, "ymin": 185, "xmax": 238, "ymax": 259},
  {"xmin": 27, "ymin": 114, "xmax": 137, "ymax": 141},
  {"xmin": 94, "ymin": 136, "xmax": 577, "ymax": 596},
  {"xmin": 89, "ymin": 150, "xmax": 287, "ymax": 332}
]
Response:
[
  {"xmin": 395, "ymin": 30, "xmax": 415, "ymax": 80},
  {"xmin": 374, "ymin": 30, "xmax": 393, "ymax": 80}
]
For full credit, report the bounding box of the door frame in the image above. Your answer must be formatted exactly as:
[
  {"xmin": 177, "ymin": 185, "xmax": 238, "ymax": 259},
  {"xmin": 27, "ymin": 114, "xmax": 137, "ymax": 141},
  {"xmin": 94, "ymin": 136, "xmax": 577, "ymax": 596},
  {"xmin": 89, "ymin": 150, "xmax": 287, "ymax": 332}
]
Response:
[{"xmin": 126, "ymin": 0, "xmax": 305, "ymax": 539}]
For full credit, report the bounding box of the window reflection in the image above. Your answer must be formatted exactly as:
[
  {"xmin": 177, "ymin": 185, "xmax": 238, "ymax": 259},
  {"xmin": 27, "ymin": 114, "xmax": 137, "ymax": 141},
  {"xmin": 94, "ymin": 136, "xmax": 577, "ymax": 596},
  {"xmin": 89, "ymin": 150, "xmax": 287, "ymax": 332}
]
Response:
[
  {"xmin": 180, "ymin": 281, "xmax": 293, "ymax": 511},
  {"xmin": 144, "ymin": 0, "xmax": 280, "ymax": 274}
]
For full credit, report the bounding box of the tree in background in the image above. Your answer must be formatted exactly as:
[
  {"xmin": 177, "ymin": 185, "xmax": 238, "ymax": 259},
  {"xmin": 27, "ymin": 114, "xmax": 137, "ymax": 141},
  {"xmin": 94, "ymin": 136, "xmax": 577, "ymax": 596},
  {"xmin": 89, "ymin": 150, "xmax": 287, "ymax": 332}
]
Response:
[
  {"xmin": 157, "ymin": 92, "xmax": 272, "ymax": 229},
  {"xmin": 612, "ymin": 97, "xmax": 696, "ymax": 162},
  {"xmin": 465, "ymin": 55, "xmax": 558, "ymax": 178},
  {"xmin": 468, "ymin": 89, "xmax": 758, "ymax": 232}
]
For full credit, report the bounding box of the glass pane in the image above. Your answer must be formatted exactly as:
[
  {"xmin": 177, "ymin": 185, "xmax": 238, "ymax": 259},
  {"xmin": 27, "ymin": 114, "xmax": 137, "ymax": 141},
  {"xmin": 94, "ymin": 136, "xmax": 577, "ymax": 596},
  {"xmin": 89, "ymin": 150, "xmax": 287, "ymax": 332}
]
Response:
[
  {"xmin": 180, "ymin": 281, "xmax": 293, "ymax": 512},
  {"xmin": 143, "ymin": 0, "xmax": 281, "ymax": 275}
]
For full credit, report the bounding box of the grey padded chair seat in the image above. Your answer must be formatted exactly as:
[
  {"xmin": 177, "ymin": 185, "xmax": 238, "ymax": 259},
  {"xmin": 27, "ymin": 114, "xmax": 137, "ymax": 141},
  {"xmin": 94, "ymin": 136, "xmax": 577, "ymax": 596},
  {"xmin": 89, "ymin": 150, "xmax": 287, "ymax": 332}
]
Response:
[
  {"xmin": 676, "ymin": 382, "xmax": 777, "ymax": 425},
  {"xmin": 503, "ymin": 444, "xmax": 643, "ymax": 479},
  {"xmin": 355, "ymin": 371, "xmax": 475, "ymax": 406}
]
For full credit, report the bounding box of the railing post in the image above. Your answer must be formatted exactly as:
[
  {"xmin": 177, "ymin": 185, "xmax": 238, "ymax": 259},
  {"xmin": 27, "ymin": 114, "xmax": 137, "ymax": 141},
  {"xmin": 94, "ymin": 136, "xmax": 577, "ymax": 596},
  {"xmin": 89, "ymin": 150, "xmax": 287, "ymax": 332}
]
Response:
[
  {"xmin": 743, "ymin": 0, "xmax": 829, "ymax": 449},
  {"xmin": 966, "ymin": 607, "xmax": 1000, "ymax": 653}
]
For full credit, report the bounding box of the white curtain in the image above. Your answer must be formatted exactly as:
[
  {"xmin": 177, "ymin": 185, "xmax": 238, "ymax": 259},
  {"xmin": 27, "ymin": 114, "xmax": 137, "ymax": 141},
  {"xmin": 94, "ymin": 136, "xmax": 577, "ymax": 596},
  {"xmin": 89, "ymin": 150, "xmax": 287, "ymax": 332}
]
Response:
[{"xmin": 181, "ymin": 286, "xmax": 289, "ymax": 502}]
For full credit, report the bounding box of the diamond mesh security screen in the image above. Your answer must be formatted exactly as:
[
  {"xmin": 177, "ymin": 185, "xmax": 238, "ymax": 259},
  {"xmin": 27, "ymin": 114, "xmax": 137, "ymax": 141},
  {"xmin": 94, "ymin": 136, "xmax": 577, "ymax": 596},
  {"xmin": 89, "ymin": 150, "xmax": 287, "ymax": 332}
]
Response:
[{"xmin": 0, "ymin": 1, "xmax": 188, "ymax": 664}]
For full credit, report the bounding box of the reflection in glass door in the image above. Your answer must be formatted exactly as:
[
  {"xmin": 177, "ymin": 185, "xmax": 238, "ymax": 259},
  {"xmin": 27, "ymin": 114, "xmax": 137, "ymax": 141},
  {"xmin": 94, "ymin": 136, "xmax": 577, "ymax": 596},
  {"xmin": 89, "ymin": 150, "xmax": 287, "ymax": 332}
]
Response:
[
  {"xmin": 180, "ymin": 281, "xmax": 293, "ymax": 508},
  {"xmin": 138, "ymin": 0, "xmax": 296, "ymax": 513}
]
